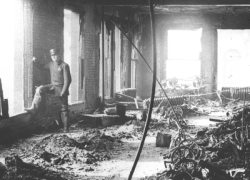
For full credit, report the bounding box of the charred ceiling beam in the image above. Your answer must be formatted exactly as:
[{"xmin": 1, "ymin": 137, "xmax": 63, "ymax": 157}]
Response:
[{"xmin": 92, "ymin": 0, "xmax": 250, "ymax": 6}]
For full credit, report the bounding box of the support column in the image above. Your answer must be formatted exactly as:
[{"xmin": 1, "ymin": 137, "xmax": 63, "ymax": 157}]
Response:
[{"xmin": 200, "ymin": 26, "xmax": 217, "ymax": 96}]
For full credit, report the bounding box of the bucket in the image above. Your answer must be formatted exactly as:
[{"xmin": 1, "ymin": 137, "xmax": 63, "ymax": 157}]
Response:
[
  {"xmin": 156, "ymin": 132, "xmax": 172, "ymax": 148},
  {"xmin": 116, "ymin": 104, "xmax": 126, "ymax": 116}
]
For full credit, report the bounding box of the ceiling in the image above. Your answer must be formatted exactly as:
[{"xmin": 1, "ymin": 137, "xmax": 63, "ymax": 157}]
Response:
[
  {"xmin": 137, "ymin": 5, "xmax": 250, "ymax": 15},
  {"xmin": 92, "ymin": 0, "xmax": 250, "ymax": 14}
]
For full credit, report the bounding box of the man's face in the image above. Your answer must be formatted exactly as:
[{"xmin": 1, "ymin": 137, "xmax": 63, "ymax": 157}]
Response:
[{"xmin": 51, "ymin": 54, "xmax": 60, "ymax": 63}]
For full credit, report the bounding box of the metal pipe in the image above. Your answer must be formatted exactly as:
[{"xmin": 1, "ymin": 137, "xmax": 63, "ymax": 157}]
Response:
[
  {"xmin": 143, "ymin": 96, "xmax": 185, "ymax": 108},
  {"xmin": 102, "ymin": 6, "xmax": 105, "ymax": 103},
  {"xmin": 128, "ymin": 0, "xmax": 157, "ymax": 179}
]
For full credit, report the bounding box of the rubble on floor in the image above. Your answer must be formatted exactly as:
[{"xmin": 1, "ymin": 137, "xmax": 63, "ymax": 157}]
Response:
[
  {"xmin": 1, "ymin": 97, "xmax": 250, "ymax": 179},
  {"xmin": 2, "ymin": 155, "xmax": 66, "ymax": 180},
  {"xmin": 141, "ymin": 98, "xmax": 250, "ymax": 180},
  {"xmin": 0, "ymin": 128, "xmax": 125, "ymax": 179},
  {"xmin": 0, "ymin": 105, "xmax": 174, "ymax": 179}
]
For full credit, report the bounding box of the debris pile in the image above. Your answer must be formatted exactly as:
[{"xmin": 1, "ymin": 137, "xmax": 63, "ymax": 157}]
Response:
[
  {"xmin": 146, "ymin": 95, "xmax": 231, "ymax": 132},
  {"xmin": 144, "ymin": 100, "xmax": 250, "ymax": 180},
  {"xmin": 1, "ymin": 130, "xmax": 124, "ymax": 179},
  {"xmin": 3, "ymin": 93, "xmax": 250, "ymax": 179},
  {"xmin": 2, "ymin": 155, "xmax": 66, "ymax": 180}
]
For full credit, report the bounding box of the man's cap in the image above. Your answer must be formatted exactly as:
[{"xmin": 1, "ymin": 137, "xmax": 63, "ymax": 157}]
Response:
[{"xmin": 50, "ymin": 48, "xmax": 60, "ymax": 56}]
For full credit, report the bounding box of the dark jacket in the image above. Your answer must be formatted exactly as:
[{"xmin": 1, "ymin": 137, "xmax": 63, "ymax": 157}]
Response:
[{"xmin": 34, "ymin": 60, "xmax": 72, "ymax": 96}]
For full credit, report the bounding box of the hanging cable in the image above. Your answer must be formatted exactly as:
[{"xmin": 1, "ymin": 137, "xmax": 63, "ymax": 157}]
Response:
[{"xmin": 128, "ymin": 0, "xmax": 157, "ymax": 179}]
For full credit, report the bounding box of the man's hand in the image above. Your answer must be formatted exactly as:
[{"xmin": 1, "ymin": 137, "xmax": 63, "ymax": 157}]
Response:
[
  {"xmin": 60, "ymin": 92, "xmax": 66, "ymax": 97},
  {"xmin": 32, "ymin": 57, "xmax": 37, "ymax": 62}
]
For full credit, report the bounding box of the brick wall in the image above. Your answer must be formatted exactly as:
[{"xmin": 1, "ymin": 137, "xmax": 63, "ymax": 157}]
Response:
[
  {"xmin": 33, "ymin": 0, "xmax": 64, "ymax": 86},
  {"xmin": 31, "ymin": 1, "xmax": 101, "ymax": 116},
  {"xmin": 81, "ymin": 4, "xmax": 100, "ymax": 111},
  {"xmin": 32, "ymin": 0, "xmax": 64, "ymax": 118}
]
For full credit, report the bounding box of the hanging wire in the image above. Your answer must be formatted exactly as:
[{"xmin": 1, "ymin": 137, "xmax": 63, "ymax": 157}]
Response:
[{"xmin": 128, "ymin": 0, "xmax": 157, "ymax": 179}]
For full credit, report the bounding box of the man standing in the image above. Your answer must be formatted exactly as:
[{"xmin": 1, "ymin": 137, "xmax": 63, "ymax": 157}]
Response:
[{"xmin": 25, "ymin": 48, "xmax": 72, "ymax": 132}]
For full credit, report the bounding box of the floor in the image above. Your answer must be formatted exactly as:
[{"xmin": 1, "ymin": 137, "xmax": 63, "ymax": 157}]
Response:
[{"xmin": 0, "ymin": 108, "xmax": 227, "ymax": 180}]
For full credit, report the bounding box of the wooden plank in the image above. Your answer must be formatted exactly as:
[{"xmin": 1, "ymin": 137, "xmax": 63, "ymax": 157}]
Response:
[{"xmin": 134, "ymin": 98, "xmax": 139, "ymax": 109}]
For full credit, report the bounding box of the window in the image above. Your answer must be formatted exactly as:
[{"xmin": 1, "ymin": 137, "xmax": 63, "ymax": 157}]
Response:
[
  {"xmin": 166, "ymin": 29, "xmax": 202, "ymax": 85},
  {"xmin": 217, "ymin": 29, "xmax": 250, "ymax": 89},
  {"xmin": 0, "ymin": 0, "xmax": 23, "ymax": 116},
  {"xmin": 64, "ymin": 9, "xmax": 81, "ymax": 104},
  {"xmin": 131, "ymin": 35, "xmax": 140, "ymax": 89},
  {"xmin": 100, "ymin": 21, "xmax": 115, "ymax": 99}
]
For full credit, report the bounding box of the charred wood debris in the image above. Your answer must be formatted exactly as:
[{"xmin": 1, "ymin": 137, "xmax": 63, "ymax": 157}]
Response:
[
  {"xmin": 141, "ymin": 95, "xmax": 250, "ymax": 179},
  {"xmin": 1, "ymin": 81, "xmax": 250, "ymax": 179},
  {"xmin": 149, "ymin": 98, "xmax": 250, "ymax": 180}
]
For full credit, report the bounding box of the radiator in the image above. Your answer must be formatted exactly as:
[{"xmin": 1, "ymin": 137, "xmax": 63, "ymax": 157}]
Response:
[
  {"xmin": 143, "ymin": 96, "xmax": 186, "ymax": 108},
  {"xmin": 221, "ymin": 87, "xmax": 250, "ymax": 101}
]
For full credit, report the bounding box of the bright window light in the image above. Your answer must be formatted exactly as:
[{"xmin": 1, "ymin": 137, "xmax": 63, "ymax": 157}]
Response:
[
  {"xmin": 0, "ymin": 0, "xmax": 23, "ymax": 115},
  {"xmin": 168, "ymin": 29, "xmax": 202, "ymax": 60},
  {"xmin": 217, "ymin": 29, "xmax": 250, "ymax": 89},
  {"xmin": 64, "ymin": 9, "xmax": 80, "ymax": 104},
  {"xmin": 166, "ymin": 29, "xmax": 202, "ymax": 84}
]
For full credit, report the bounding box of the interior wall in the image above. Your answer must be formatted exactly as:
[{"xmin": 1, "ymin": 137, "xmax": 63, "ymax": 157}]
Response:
[{"xmin": 138, "ymin": 13, "xmax": 250, "ymax": 99}]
